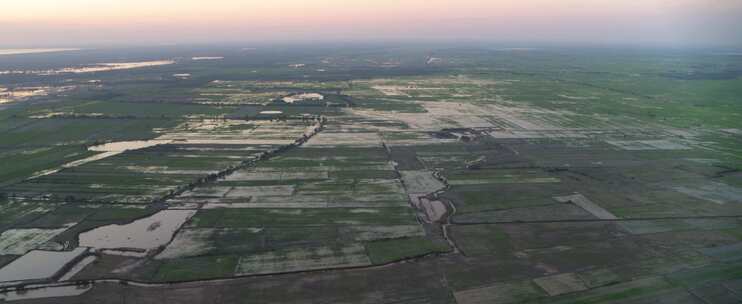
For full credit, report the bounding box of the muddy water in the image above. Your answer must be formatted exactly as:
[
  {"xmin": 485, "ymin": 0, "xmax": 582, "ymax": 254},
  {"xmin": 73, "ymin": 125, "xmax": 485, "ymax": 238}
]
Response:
[
  {"xmin": 0, "ymin": 247, "xmax": 88, "ymax": 283},
  {"xmin": 78, "ymin": 210, "xmax": 195, "ymax": 256},
  {"xmin": 420, "ymin": 198, "xmax": 447, "ymax": 222},
  {"xmin": 0, "ymin": 285, "xmax": 91, "ymax": 301}
]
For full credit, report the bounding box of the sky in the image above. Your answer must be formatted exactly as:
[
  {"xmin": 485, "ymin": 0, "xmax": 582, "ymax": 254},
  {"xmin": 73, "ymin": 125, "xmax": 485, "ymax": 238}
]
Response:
[{"xmin": 2, "ymin": 0, "xmax": 741, "ymax": 47}]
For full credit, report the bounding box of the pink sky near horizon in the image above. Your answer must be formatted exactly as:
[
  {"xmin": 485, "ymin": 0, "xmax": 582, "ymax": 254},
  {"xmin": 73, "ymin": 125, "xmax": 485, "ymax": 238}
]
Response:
[{"xmin": 2, "ymin": 0, "xmax": 741, "ymax": 47}]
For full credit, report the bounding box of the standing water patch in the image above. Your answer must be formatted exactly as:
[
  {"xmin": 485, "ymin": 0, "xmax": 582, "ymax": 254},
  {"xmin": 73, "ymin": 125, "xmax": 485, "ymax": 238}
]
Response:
[{"xmin": 78, "ymin": 210, "xmax": 195, "ymax": 256}]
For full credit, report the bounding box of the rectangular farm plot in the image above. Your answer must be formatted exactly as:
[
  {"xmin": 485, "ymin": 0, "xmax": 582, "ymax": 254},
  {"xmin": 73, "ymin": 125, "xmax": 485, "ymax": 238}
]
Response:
[
  {"xmin": 235, "ymin": 244, "xmax": 372, "ymax": 275},
  {"xmin": 667, "ymin": 262, "xmax": 742, "ymax": 288},
  {"xmin": 454, "ymin": 280, "xmax": 546, "ymax": 304},
  {"xmin": 156, "ymin": 226, "xmax": 353, "ymax": 259},
  {"xmin": 453, "ymin": 203, "xmax": 595, "ymax": 223},
  {"xmin": 365, "ymin": 237, "xmax": 449, "ymax": 264},
  {"xmin": 700, "ymin": 242, "xmax": 742, "ymax": 262},
  {"xmin": 304, "ymin": 132, "xmax": 382, "ymax": 147},
  {"xmin": 543, "ymin": 276, "xmax": 678, "ymax": 303},
  {"xmin": 618, "ymin": 219, "xmax": 695, "ymax": 235},
  {"xmin": 441, "ymin": 183, "xmax": 566, "ymax": 214},
  {"xmin": 352, "ymin": 179, "xmax": 407, "ymax": 195},
  {"xmin": 690, "ymin": 283, "xmax": 742, "ymax": 304},
  {"xmin": 605, "ymin": 187, "xmax": 737, "ymax": 218},
  {"xmin": 341, "ymin": 225, "xmax": 426, "ymax": 241},
  {"xmin": 381, "ymin": 131, "xmax": 456, "ymax": 146},
  {"xmin": 227, "ymin": 185, "xmax": 296, "ymax": 198},
  {"xmin": 554, "ymin": 194, "xmax": 618, "ymax": 220},
  {"xmin": 180, "ymin": 186, "xmax": 234, "ymax": 198},
  {"xmin": 606, "ymin": 139, "xmax": 691, "ymax": 151},
  {"xmin": 295, "ymin": 179, "xmax": 405, "ymax": 195},
  {"xmin": 201, "ymin": 197, "xmax": 328, "ymax": 209},
  {"xmin": 575, "ymin": 268, "xmax": 623, "ymax": 289},
  {"xmin": 672, "ymin": 182, "xmax": 742, "ymax": 205},
  {"xmin": 446, "ymin": 169, "xmax": 560, "ymax": 186},
  {"xmin": 448, "ymin": 177, "xmax": 560, "ymax": 186},
  {"xmin": 532, "ymin": 273, "xmax": 589, "ymax": 296},
  {"xmin": 153, "ymin": 255, "xmax": 239, "ymax": 281},
  {"xmin": 224, "ymin": 170, "xmax": 329, "ymax": 181},
  {"xmin": 187, "ymin": 207, "xmax": 418, "ymax": 228}
]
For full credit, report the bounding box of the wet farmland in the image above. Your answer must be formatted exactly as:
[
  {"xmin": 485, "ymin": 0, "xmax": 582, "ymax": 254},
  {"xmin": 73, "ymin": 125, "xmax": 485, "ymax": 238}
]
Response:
[{"xmin": 1, "ymin": 45, "xmax": 742, "ymax": 303}]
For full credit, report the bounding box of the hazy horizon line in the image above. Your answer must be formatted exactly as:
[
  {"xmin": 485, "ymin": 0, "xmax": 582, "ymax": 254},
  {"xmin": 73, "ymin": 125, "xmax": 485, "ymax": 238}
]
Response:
[{"xmin": 3, "ymin": 38, "xmax": 742, "ymax": 51}]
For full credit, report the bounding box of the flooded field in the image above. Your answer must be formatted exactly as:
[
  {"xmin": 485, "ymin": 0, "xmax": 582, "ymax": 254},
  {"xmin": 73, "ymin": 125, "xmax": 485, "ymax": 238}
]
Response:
[
  {"xmin": 78, "ymin": 210, "xmax": 195, "ymax": 256},
  {"xmin": 0, "ymin": 247, "xmax": 88, "ymax": 283},
  {"xmin": 0, "ymin": 284, "xmax": 91, "ymax": 301}
]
